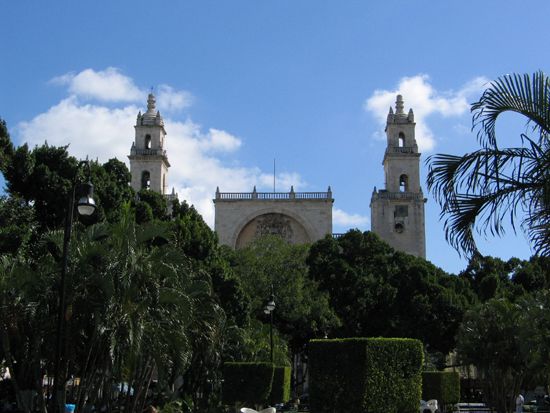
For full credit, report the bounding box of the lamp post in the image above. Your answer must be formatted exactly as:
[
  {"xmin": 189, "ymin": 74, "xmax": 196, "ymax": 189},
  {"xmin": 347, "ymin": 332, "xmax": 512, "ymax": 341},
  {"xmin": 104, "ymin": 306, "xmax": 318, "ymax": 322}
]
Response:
[
  {"xmin": 264, "ymin": 293, "xmax": 276, "ymax": 364},
  {"xmin": 51, "ymin": 160, "xmax": 96, "ymax": 413}
]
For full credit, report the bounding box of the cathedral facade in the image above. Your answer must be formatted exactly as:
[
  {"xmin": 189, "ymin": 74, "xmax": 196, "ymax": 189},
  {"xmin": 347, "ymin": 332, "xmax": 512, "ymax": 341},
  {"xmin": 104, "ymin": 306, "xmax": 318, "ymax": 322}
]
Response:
[
  {"xmin": 214, "ymin": 186, "xmax": 334, "ymax": 248},
  {"xmin": 128, "ymin": 93, "xmax": 426, "ymax": 258}
]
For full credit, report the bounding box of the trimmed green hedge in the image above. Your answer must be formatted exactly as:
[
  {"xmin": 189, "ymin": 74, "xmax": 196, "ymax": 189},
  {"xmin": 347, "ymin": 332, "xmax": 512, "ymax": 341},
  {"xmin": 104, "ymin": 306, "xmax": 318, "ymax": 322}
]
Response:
[
  {"xmin": 270, "ymin": 366, "xmax": 291, "ymax": 405},
  {"xmin": 422, "ymin": 371, "xmax": 460, "ymax": 405},
  {"xmin": 222, "ymin": 362, "xmax": 274, "ymax": 406},
  {"xmin": 309, "ymin": 338, "xmax": 423, "ymax": 413}
]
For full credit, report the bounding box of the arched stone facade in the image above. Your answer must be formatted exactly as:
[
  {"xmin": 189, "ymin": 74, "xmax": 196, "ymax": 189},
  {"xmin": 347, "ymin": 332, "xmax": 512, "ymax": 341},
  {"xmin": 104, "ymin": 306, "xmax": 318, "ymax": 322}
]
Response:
[{"xmin": 214, "ymin": 189, "xmax": 333, "ymax": 248}]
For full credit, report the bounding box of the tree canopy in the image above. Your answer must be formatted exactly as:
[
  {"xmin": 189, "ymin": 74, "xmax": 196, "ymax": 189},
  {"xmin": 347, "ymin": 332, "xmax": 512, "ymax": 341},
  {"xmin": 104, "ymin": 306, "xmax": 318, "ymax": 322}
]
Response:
[
  {"xmin": 307, "ymin": 230, "xmax": 471, "ymax": 356},
  {"xmin": 227, "ymin": 235, "xmax": 339, "ymax": 354}
]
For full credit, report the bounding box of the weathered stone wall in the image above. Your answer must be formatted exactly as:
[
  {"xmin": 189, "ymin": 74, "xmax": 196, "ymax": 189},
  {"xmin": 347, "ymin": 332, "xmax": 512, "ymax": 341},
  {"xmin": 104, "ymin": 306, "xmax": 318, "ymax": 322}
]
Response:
[
  {"xmin": 370, "ymin": 192, "xmax": 426, "ymax": 258},
  {"xmin": 214, "ymin": 196, "xmax": 333, "ymax": 248},
  {"xmin": 129, "ymin": 156, "xmax": 168, "ymax": 194}
]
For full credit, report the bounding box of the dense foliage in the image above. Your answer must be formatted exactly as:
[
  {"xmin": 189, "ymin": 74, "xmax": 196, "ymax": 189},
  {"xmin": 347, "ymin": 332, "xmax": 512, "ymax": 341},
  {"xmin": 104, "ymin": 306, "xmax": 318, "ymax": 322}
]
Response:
[
  {"xmin": 307, "ymin": 230, "xmax": 471, "ymax": 356},
  {"xmin": 308, "ymin": 338, "xmax": 423, "ymax": 413},
  {"xmin": 270, "ymin": 366, "xmax": 291, "ymax": 405},
  {"xmin": 422, "ymin": 372, "xmax": 460, "ymax": 407},
  {"xmin": 456, "ymin": 293, "xmax": 550, "ymax": 413},
  {"xmin": 226, "ymin": 236, "xmax": 339, "ymax": 354},
  {"xmin": 221, "ymin": 362, "xmax": 274, "ymax": 408}
]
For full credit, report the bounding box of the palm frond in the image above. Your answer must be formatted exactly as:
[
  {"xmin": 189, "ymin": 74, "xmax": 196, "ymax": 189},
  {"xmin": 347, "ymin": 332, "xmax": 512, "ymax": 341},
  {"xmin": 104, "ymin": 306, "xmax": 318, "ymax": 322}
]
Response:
[
  {"xmin": 472, "ymin": 71, "xmax": 550, "ymax": 148},
  {"xmin": 428, "ymin": 75, "xmax": 550, "ymax": 259}
]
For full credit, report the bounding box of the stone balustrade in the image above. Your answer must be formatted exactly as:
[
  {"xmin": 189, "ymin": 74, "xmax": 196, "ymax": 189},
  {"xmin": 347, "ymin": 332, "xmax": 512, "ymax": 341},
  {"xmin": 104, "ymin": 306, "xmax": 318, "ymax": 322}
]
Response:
[
  {"xmin": 215, "ymin": 190, "xmax": 333, "ymax": 201},
  {"xmin": 372, "ymin": 190, "xmax": 425, "ymax": 201},
  {"xmin": 130, "ymin": 148, "xmax": 167, "ymax": 157}
]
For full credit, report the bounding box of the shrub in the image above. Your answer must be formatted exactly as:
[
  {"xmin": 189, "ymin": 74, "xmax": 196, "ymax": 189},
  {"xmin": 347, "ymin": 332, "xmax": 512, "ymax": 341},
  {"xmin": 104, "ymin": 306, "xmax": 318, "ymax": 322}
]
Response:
[
  {"xmin": 270, "ymin": 366, "xmax": 291, "ymax": 405},
  {"xmin": 422, "ymin": 371, "xmax": 460, "ymax": 405},
  {"xmin": 222, "ymin": 362, "xmax": 274, "ymax": 406},
  {"xmin": 309, "ymin": 338, "xmax": 423, "ymax": 413}
]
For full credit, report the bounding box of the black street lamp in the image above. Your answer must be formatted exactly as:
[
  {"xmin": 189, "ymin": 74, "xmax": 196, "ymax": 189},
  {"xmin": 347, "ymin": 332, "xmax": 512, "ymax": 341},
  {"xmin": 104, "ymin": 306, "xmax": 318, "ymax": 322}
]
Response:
[
  {"xmin": 264, "ymin": 293, "xmax": 276, "ymax": 364},
  {"xmin": 51, "ymin": 160, "xmax": 96, "ymax": 413}
]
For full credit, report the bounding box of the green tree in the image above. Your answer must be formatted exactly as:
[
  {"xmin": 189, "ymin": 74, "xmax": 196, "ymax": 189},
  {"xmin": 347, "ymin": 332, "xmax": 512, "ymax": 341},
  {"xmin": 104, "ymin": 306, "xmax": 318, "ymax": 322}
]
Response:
[
  {"xmin": 0, "ymin": 205, "xmax": 225, "ymax": 413},
  {"xmin": 170, "ymin": 200, "xmax": 218, "ymax": 263},
  {"xmin": 66, "ymin": 207, "xmax": 224, "ymax": 413},
  {"xmin": 458, "ymin": 255, "xmax": 550, "ymax": 302},
  {"xmin": 427, "ymin": 72, "xmax": 550, "ymax": 258},
  {"xmin": 0, "ymin": 118, "xmax": 14, "ymax": 174},
  {"xmin": 458, "ymin": 256, "xmax": 516, "ymax": 301},
  {"xmin": 511, "ymin": 255, "xmax": 550, "ymax": 293},
  {"xmin": 307, "ymin": 230, "xmax": 470, "ymax": 355},
  {"xmin": 456, "ymin": 294, "xmax": 550, "ymax": 413},
  {"xmin": 230, "ymin": 236, "xmax": 339, "ymax": 355},
  {"xmin": 522, "ymin": 291, "xmax": 550, "ymax": 390},
  {"xmin": 5, "ymin": 143, "xmax": 77, "ymax": 230},
  {"xmin": 0, "ymin": 253, "xmax": 57, "ymax": 413},
  {"xmin": 3, "ymin": 141, "xmax": 135, "ymax": 231},
  {"xmin": 89, "ymin": 158, "xmax": 134, "ymax": 223},
  {"xmin": 0, "ymin": 196, "xmax": 37, "ymax": 255},
  {"xmin": 135, "ymin": 189, "xmax": 168, "ymax": 221}
]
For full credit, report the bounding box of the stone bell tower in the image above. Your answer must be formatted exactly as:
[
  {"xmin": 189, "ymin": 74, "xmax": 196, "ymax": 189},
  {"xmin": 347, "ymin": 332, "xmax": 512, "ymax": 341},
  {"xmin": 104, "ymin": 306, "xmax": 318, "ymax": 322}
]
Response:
[
  {"xmin": 128, "ymin": 93, "xmax": 170, "ymax": 194},
  {"xmin": 370, "ymin": 95, "xmax": 426, "ymax": 258}
]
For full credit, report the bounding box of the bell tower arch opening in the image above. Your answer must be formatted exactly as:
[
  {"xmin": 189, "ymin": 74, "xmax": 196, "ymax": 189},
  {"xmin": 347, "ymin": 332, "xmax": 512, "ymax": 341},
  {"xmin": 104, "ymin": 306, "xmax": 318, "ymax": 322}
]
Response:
[
  {"xmin": 141, "ymin": 171, "xmax": 151, "ymax": 190},
  {"xmin": 398, "ymin": 132, "xmax": 406, "ymax": 147},
  {"xmin": 399, "ymin": 174, "xmax": 409, "ymax": 192}
]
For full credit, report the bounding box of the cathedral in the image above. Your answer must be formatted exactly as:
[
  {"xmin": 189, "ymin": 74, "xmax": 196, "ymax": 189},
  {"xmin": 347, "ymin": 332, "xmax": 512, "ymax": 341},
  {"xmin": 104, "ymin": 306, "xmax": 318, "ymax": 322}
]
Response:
[{"xmin": 128, "ymin": 94, "xmax": 426, "ymax": 258}]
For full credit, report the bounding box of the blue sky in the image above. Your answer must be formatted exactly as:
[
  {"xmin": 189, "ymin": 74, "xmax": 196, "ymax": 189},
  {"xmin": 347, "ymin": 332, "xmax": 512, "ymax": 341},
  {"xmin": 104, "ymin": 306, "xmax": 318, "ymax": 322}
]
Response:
[{"xmin": 1, "ymin": 1, "xmax": 548, "ymax": 274}]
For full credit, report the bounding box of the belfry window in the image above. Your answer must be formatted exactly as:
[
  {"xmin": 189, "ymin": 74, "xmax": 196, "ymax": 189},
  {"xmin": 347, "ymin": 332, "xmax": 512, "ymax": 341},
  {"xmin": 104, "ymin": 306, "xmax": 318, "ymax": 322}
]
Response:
[
  {"xmin": 394, "ymin": 205, "xmax": 408, "ymax": 218},
  {"xmin": 398, "ymin": 132, "xmax": 405, "ymax": 147},
  {"xmin": 141, "ymin": 171, "xmax": 151, "ymax": 190},
  {"xmin": 399, "ymin": 174, "xmax": 409, "ymax": 192},
  {"xmin": 145, "ymin": 134, "xmax": 152, "ymax": 149}
]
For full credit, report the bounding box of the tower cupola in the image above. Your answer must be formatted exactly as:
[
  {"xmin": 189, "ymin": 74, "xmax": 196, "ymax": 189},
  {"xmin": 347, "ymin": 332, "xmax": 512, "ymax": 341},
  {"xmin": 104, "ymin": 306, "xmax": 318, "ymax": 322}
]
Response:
[{"xmin": 136, "ymin": 93, "xmax": 165, "ymax": 127}]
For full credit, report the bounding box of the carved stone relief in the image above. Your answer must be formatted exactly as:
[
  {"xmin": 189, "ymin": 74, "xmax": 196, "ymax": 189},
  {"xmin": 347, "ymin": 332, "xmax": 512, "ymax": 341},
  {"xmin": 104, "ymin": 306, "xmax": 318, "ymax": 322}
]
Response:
[{"xmin": 254, "ymin": 213, "xmax": 294, "ymax": 241}]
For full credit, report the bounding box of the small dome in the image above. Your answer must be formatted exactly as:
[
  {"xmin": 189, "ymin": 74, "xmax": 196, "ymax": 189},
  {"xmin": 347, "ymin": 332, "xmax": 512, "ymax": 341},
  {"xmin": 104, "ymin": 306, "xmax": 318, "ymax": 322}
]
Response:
[{"xmin": 140, "ymin": 93, "xmax": 164, "ymax": 126}]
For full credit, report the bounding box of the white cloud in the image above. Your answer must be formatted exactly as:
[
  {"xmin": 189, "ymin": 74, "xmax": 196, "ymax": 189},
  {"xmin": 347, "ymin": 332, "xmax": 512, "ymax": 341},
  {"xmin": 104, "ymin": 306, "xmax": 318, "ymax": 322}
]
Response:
[
  {"xmin": 17, "ymin": 96, "xmax": 137, "ymax": 162},
  {"xmin": 333, "ymin": 208, "xmax": 369, "ymax": 228},
  {"xmin": 199, "ymin": 128, "xmax": 242, "ymax": 153},
  {"xmin": 364, "ymin": 75, "xmax": 487, "ymax": 151},
  {"xmin": 16, "ymin": 78, "xmax": 305, "ymax": 227},
  {"xmin": 49, "ymin": 68, "xmax": 194, "ymax": 114},
  {"xmin": 157, "ymin": 84, "xmax": 193, "ymax": 112},
  {"xmin": 51, "ymin": 67, "xmax": 143, "ymax": 102}
]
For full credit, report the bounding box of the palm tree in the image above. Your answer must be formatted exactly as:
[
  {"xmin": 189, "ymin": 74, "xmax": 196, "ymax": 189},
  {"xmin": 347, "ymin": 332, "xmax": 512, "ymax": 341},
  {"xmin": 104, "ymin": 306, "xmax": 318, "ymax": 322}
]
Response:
[
  {"xmin": 427, "ymin": 71, "xmax": 550, "ymax": 258},
  {"xmin": 39, "ymin": 204, "xmax": 224, "ymax": 413}
]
